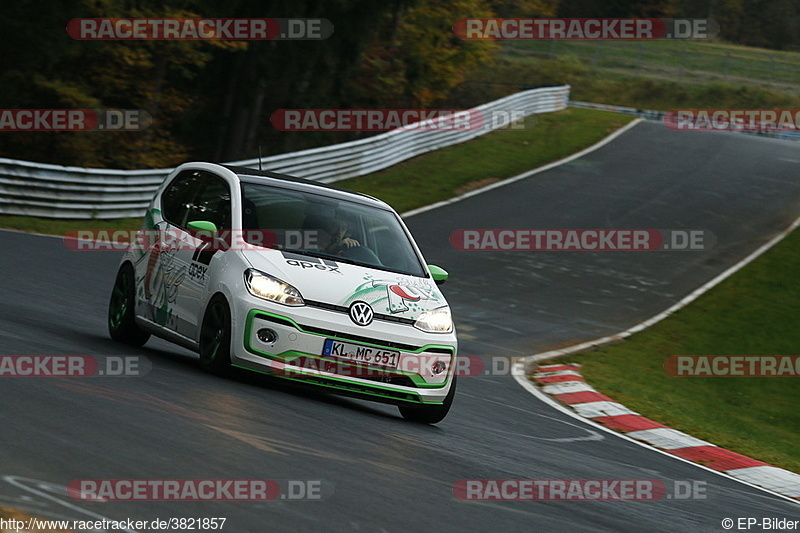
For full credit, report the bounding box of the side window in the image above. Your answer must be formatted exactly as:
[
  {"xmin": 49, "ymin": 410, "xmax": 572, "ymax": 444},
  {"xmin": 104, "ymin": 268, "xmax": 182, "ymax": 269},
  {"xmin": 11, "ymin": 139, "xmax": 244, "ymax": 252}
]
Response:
[
  {"xmin": 161, "ymin": 171, "xmax": 201, "ymax": 227},
  {"xmin": 186, "ymin": 172, "xmax": 232, "ymax": 231}
]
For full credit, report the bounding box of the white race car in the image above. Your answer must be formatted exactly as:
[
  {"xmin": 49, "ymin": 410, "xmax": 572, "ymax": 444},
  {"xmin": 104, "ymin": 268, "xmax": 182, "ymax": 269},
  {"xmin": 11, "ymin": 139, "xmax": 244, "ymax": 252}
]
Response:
[{"xmin": 108, "ymin": 162, "xmax": 458, "ymax": 423}]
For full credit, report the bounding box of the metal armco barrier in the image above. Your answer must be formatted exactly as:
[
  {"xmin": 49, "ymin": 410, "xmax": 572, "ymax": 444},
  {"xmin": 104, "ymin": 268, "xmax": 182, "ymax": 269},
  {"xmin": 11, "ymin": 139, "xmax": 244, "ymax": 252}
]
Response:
[{"xmin": 0, "ymin": 85, "xmax": 570, "ymax": 219}]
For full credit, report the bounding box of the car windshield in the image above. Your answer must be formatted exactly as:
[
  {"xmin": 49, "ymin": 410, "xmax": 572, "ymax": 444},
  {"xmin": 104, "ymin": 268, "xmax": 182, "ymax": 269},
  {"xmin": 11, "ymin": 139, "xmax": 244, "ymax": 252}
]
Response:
[{"xmin": 240, "ymin": 180, "xmax": 426, "ymax": 277}]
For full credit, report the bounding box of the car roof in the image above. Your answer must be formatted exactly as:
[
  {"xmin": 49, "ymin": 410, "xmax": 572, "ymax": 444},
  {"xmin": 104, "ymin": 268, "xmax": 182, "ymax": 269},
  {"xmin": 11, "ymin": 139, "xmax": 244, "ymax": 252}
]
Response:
[{"xmin": 218, "ymin": 164, "xmax": 387, "ymax": 208}]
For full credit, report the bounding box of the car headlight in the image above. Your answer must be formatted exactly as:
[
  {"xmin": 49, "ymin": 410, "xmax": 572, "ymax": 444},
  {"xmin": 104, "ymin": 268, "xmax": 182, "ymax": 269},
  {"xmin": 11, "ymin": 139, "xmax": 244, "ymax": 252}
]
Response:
[
  {"xmin": 414, "ymin": 306, "xmax": 453, "ymax": 333},
  {"xmin": 244, "ymin": 269, "xmax": 304, "ymax": 306}
]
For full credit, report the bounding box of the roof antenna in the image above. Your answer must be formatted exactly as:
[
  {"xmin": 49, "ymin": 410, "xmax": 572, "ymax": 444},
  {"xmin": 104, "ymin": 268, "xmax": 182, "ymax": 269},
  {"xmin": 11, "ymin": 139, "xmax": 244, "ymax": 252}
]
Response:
[{"xmin": 258, "ymin": 145, "xmax": 263, "ymax": 171}]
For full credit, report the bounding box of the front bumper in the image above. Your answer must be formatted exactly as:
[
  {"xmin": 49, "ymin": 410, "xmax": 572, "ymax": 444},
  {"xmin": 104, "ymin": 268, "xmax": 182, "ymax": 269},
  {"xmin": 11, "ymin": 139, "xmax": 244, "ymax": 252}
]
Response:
[{"xmin": 230, "ymin": 297, "xmax": 457, "ymax": 406}]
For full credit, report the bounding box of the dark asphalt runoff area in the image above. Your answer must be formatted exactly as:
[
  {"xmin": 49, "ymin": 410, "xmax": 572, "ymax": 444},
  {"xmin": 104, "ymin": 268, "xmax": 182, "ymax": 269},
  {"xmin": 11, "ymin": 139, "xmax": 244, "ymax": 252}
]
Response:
[{"xmin": 0, "ymin": 120, "xmax": 799, "ymax": 531}]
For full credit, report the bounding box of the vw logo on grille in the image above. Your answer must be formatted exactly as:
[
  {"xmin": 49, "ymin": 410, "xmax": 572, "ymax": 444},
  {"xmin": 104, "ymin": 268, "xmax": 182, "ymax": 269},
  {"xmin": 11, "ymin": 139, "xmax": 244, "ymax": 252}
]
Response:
[{"xmin": 349, "ymin": 301, "xmax": 374, "ymax": 326}]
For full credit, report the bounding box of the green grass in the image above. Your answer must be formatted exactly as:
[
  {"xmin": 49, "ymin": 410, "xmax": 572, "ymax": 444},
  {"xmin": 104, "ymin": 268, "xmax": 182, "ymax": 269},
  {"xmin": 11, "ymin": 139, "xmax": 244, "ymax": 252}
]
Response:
[
  {"xmin": 0, "ymin": 108, "xmax": 633, "ymax": 235},
  {"xmin": 565, "ymin": 228, "xmax": 800, "ymax": 473},
  {"xmin": 466, "ymin": 54, "xmax": 800, "ymax": 113},
  {"xmin": 506, "ymin": 39, "xmax": 800, "ymax": 91},
  {"xmin": 455, "ymin": 39, "xmax": 800, "ymax": 116}
]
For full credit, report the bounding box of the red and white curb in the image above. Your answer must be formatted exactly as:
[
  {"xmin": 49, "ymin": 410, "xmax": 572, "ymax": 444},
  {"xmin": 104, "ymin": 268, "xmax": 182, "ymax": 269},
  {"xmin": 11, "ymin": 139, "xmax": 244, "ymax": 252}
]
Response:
[{"xmin": 532, "ymin": 363, "xmax": 800, "ymax": 502}]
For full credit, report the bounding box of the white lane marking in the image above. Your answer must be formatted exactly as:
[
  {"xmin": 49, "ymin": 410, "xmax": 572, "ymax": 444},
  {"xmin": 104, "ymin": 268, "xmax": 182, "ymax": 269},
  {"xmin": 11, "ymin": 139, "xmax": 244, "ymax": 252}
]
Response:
[
  {"xmin": 461, "ymin": 392, "xmax": 604, "ymax": 443},
  {"xmin": 401, "ymin": 118, "xmax": 644, "ymax": 219},
  {"xmin": 2, "ymin": 476, "xmax": 138, "ymax": 532},
  {"xmin": 524, "ymin": 211, "xmax": 800, "ymax": 365}
]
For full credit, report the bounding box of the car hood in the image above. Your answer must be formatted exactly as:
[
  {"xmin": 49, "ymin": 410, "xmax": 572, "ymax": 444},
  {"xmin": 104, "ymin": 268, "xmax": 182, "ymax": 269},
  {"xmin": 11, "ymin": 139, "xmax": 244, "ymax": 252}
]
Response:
[{"xmin": 241, "ymin": 248, "xmax": 446, "ymax": 319}]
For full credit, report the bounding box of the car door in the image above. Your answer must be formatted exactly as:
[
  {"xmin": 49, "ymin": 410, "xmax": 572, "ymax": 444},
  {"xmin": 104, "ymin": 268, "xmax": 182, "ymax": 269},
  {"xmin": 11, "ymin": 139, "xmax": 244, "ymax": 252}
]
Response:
[
  {"xmin": 141, "ymin": 170, "xmax": 200, "ymax": 332},
  {"xmin": 171, "ymin": 171, "xmax": 232, "ymax": 340}
]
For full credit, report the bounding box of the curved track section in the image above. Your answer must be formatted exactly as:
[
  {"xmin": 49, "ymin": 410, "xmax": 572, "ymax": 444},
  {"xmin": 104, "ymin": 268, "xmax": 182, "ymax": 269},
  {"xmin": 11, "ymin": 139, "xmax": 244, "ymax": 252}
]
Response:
[{"xmin": 1, "ymin": 121, "xmax": 799, "ymax": 531}]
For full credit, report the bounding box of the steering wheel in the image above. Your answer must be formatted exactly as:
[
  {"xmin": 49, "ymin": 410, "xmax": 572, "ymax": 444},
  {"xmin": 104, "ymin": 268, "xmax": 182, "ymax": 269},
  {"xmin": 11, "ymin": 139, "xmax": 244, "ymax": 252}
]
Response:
[{"xmin": 333, "ymin": 244, "xmax": 383, "ymax": 265}]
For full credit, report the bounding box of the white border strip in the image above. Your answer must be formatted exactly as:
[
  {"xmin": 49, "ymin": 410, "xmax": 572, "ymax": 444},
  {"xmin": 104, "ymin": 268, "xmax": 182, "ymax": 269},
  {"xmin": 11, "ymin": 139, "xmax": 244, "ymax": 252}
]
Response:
[{"xmin": 513, "ymin": 363, "xmax": 799, "ymax": 505}]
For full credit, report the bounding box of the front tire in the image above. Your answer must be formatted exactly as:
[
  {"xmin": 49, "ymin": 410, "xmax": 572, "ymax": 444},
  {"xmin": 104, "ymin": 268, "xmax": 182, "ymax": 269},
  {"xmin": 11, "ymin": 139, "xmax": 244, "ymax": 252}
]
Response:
[
  {"xmin": 108, "ymin": 263, "xmax": 150, "ymax": 347},
  {"xmin": 199, "ymin": 295, "xmax": 232, "ymax": 375},
  {"xmin": 399, "ymin": 375, "xmax": 457, "ymax": 424}
]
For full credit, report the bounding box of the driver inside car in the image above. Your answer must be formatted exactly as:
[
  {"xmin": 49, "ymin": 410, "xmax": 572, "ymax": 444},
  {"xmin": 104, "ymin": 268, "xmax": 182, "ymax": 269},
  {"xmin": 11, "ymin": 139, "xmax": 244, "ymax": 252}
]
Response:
[{"xmin": 325, "ymin": 218, "xmax": 360, "ymax": 253}]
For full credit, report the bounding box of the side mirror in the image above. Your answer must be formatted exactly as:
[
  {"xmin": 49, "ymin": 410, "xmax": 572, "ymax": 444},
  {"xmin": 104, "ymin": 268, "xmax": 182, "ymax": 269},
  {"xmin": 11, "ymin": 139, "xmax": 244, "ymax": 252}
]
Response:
[
  {"xmin": 428, "ymin": 265, "xmax": 449, "ymax": 286},
  {"xmin": 187, "ymin": 220, "xmax": 218, "ymax": 244}
]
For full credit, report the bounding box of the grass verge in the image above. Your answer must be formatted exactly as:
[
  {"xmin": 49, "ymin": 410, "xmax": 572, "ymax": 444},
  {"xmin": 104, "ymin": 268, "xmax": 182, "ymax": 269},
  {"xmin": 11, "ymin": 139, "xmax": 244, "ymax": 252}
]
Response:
[
  {"xmin": 0, "ymin": 216, "xmax": 142, "ymax": 235},
  {"xmin": 0, "ymin": 108, "xmax": 633, "ymax": 235},
  {"xmin": 457, "ymin": 38, "xmax": 800, "ymax": 117},
  {"xmin": 564, "ymin": 228, "xmax": 800, "ymax": 473}
]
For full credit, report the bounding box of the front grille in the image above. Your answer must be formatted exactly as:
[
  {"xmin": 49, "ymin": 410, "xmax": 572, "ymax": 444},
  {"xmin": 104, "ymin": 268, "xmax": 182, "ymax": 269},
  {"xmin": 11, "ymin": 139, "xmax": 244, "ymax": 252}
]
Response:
[{"xmin": 305, "ymin": 299, "xmax": 415, "ymax": 325}]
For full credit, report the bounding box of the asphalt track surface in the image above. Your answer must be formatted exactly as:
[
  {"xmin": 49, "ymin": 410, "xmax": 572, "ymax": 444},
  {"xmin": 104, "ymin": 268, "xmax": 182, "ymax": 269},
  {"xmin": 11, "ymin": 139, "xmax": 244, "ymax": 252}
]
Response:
[{"xmin": 1, "ymin": 121, "xmax": 799, "ymax": 532}]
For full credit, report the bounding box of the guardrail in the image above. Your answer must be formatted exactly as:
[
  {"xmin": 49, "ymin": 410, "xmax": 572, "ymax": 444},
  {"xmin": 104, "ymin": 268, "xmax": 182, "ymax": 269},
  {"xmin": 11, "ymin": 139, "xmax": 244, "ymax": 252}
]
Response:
[
  {"xmin": 568, "ymin": 101, "xmax": 666, "ymax": 121},
  {"xmin": 0, "ymin": 85, "xmax": 570, "ymax": 219}
]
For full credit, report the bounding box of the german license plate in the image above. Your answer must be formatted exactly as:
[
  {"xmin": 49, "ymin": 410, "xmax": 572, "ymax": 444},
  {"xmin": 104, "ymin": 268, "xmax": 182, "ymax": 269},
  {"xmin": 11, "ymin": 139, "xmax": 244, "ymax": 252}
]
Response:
[{"xmin": 323, "ymin": 339, "xmax": 400, "ymax": 369}]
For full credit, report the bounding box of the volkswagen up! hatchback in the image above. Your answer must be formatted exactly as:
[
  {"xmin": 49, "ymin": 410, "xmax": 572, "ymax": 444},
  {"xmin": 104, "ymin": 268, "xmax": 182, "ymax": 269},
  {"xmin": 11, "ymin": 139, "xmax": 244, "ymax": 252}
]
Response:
[{"xmin": 108, "ymin": 162, "xmax": 457, "ymax": 423}]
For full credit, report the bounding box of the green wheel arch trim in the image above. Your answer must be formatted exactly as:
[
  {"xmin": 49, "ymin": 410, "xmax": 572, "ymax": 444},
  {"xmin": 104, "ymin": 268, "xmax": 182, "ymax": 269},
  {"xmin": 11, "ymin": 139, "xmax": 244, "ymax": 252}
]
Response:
[{"xmin": 243, "ymin": 309, "xmax": 456, "ymax": 389}]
